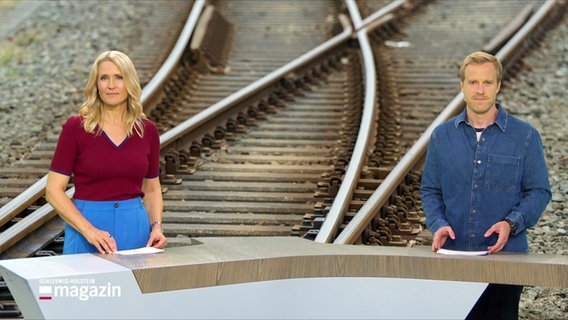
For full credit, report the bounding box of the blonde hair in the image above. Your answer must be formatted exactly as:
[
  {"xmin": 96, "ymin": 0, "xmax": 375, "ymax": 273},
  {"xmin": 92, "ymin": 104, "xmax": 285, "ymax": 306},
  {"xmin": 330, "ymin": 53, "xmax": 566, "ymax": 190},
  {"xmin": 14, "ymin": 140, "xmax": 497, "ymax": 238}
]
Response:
[
  {"xmin": 79, "ymin": 50, "xmax": 146, "ymax": 137},
  {"xmin": 459, "ymin": 51, "xmax": 503, "ymax": 83}
]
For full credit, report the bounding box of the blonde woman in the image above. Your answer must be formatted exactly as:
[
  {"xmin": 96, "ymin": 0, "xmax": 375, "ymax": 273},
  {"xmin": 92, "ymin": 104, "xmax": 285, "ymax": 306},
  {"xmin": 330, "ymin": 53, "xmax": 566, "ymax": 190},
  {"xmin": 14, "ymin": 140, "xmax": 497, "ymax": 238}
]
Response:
[{"xmin": 46, "ymin": 50, "xmax": 167, "ymax": 254}]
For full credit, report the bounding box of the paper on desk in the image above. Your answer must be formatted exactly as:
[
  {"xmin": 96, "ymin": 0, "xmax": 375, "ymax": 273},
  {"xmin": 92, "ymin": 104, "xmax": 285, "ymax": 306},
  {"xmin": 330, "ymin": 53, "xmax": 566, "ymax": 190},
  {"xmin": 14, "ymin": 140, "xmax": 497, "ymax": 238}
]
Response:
[
  {"xmin": 114, "ymin": 247, "xmax": 164, "ymax": 255},
  {"xmin": 436, "ymin": 248, "xmax": 488, "ymax": 256}
]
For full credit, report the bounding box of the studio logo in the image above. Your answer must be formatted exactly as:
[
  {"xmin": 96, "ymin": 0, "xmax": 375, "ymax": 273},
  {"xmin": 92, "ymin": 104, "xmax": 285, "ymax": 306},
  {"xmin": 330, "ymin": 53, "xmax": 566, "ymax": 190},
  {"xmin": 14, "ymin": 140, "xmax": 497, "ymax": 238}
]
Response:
[
  {"xmin": 38, "ymin": 278, "xmax": 121, "ymax": 301},
  {"xmin": 38, "ymin": 286, "xmax": 52, "ymax": 300}
]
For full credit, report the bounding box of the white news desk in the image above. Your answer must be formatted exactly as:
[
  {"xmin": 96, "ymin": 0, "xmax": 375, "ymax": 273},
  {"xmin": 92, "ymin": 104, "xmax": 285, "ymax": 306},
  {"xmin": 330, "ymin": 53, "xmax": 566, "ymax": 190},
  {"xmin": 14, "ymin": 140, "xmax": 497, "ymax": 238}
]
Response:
[{"xmin": 0, "ymin": 237, "xmax": 566, "ymax": 319}]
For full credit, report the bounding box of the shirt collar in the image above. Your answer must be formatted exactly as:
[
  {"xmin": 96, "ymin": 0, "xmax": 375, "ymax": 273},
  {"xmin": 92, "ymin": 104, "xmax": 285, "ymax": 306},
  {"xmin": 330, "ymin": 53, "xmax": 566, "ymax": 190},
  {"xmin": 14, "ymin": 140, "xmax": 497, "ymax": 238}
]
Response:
[{"xmin": 454, "ymin": 103, "xmax": 508, "ymax": 132}]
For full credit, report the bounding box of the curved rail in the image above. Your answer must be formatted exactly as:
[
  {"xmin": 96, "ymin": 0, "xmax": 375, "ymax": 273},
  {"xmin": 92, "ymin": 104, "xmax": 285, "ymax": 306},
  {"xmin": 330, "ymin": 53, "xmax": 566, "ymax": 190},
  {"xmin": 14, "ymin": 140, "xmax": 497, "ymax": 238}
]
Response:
[
  {"xmin": 0, "ymin": 0, "xmax": 393, "ymax": 254},
  {"xmin": 156, "ymin": 1, "xmax": 417, "ymax": 244},
  {"xmin": 141, "ymin": 0, "xmax": 206, "ymax": 110},
  {"xmin": 158, "ymin": 16, "xmax": 353, "ymax": 149},
  {"xmin": 0, "ymin": 2, "xmax": 204, "ymax": 254},
  {"xmin": 314, "ymin": 0, "xmax": 379, "ymax": 243},
  {"xmin": 334, "ymin": 0, "xmax": 567, "ymax": 244}
]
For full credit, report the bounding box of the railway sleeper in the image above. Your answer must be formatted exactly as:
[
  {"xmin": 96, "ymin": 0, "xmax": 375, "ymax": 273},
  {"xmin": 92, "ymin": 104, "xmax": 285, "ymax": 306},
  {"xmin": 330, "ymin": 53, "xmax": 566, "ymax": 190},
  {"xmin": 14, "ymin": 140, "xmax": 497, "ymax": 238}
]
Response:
[{"xmin": 0, "ymin": 302, "xmax": 21, "ymax": 319}]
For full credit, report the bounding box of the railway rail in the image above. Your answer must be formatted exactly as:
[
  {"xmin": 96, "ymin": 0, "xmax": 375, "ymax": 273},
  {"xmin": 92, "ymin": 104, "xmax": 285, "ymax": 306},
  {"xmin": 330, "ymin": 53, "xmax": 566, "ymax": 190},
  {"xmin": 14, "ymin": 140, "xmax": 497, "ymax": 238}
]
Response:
[{"xmin": 0, "ymin": 0, "xmax": 566, "ymax": 318}]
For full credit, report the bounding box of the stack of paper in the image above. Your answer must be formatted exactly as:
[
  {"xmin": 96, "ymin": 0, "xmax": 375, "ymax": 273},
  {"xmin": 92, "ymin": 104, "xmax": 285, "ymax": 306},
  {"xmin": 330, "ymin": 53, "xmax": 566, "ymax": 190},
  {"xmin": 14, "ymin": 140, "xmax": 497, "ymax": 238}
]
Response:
[{"xmin": 436, "ymin": 248, "xmax": 488, "ymax": 256}]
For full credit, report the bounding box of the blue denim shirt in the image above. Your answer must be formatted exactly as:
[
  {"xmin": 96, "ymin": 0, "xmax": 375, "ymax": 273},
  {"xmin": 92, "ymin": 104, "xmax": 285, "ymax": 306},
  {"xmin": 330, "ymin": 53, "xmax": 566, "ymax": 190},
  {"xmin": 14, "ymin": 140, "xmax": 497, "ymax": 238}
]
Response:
[{"xmin": 420, "ymin": 104, "xmax": 551, "ymax": 252}]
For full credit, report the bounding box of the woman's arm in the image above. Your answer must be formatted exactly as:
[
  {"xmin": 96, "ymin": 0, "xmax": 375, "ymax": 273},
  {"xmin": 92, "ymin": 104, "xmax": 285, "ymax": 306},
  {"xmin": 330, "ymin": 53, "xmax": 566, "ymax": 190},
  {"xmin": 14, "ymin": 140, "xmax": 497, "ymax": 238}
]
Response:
[
  {"xmin": 46, "ymin": 171, "xmax": 117, "ymax": 253},
  {"xmin": 142, "ymin": 176, "xmax": 167, "ymax": 248}
]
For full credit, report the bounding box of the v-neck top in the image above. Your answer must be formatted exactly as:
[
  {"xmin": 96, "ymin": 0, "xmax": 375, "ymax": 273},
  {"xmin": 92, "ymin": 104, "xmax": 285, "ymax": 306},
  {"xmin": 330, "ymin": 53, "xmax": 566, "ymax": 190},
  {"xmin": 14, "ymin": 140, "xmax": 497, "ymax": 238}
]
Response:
[{"xmin": 50, "ymin": 115, "xmax": 160, "ymax": 201}]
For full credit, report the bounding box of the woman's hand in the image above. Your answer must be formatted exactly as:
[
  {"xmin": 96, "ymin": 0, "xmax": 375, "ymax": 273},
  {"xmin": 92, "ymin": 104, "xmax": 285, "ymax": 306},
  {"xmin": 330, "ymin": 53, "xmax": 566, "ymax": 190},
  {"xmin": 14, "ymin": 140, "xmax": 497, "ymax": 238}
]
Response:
[
  {"xmin": 147, "ymin": 226, "xmax": 167, "ymax": 249},
  {"xmin": 85, "ymin": 226, "xmax": 117, "ymax": 254}
]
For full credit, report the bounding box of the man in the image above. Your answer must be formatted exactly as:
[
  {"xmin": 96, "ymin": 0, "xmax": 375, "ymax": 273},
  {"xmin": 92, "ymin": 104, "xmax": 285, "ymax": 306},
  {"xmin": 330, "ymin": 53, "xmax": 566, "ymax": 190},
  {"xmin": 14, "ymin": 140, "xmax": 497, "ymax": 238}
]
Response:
[{"xmin": 420, "ymin": 51, "xmax": 551, "ymax": 319}]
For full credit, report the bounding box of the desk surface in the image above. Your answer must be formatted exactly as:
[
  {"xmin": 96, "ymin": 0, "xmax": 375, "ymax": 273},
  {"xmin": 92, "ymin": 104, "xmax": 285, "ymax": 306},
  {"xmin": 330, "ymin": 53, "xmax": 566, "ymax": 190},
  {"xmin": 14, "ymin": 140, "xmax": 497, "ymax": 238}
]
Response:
[{"xmin": 100, "ymin": 237, "xmax": 568, "ymax": 293}]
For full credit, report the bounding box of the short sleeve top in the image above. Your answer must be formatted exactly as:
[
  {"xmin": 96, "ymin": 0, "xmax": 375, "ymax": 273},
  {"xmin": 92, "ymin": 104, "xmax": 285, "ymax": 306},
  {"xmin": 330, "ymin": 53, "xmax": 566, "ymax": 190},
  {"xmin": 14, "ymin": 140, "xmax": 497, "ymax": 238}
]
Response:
[{"xmin": 49, "ymin": 116, "xmax": 161, "ymax": 201}]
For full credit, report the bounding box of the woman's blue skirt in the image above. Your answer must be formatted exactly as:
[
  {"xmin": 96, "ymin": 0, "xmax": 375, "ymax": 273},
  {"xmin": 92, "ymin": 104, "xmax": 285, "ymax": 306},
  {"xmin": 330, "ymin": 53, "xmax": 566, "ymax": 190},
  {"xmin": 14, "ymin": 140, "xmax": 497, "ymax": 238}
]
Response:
[{"xmin": 63, "ymin": 198, "xmax": 150, "ymax": 254}]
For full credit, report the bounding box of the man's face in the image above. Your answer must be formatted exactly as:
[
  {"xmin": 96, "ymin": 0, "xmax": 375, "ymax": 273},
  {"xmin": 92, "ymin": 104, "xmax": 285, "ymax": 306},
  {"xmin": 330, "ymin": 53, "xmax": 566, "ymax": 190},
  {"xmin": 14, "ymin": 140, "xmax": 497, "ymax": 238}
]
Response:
[{"xmin": 460, "ymin": 62, "xmax": 501, "ymax": 116}]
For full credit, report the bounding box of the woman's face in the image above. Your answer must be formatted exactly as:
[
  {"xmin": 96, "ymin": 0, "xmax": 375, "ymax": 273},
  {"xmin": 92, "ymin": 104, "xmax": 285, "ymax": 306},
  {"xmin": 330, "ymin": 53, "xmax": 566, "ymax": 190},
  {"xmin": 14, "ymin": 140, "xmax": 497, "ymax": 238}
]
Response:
[{"xmin": 97, "ymin": 61, "xmax": 128, "ymax": 109}]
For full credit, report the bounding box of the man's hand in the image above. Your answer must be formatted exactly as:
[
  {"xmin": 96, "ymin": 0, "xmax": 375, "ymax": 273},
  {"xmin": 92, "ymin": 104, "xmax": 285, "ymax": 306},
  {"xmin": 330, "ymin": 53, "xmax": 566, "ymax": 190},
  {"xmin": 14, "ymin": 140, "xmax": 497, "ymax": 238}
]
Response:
[
  {"xmin": 484, "ymin": 221, "xmax": 511, "ymax": 254},
  {"xmin": 432, "ymin": 226, "xmax": 455, "ymax": 252}
]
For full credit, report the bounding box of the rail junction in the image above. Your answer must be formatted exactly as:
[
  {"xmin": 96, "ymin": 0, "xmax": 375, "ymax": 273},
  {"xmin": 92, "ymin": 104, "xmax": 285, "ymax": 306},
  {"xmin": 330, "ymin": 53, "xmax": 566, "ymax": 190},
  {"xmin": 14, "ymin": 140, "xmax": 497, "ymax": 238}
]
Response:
[{"xmin": 0, "ymin": 0, "xmax": 567, "ymax": 318}]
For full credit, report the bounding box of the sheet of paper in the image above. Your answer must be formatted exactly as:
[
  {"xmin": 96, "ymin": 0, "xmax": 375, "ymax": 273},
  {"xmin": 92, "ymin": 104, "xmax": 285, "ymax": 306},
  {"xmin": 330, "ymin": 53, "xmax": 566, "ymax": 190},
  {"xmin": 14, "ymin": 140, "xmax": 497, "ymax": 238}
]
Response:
[
  {"xmin": 114, "ymin": 247, "xmax": 164, "ymax": 255},
  {"xmin": 436, "ymin": 248, "xmax": 488, "ymax": 256}
]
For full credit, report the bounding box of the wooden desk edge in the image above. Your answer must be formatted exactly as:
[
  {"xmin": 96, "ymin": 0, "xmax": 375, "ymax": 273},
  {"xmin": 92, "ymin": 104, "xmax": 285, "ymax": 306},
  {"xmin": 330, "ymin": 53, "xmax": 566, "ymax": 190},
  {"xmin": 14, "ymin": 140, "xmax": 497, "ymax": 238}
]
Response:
[{"xmin": 101, "ymin": 237, "xmax": 568, "ymax": 293}]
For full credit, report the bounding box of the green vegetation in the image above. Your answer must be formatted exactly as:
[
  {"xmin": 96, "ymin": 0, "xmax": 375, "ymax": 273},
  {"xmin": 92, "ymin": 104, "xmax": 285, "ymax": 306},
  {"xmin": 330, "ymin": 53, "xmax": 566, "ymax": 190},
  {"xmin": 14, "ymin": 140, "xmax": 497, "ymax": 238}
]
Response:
[
  {"xmin": 0, "ymin": 27, "xmax": 39, "ymax": 65},
  {"xmin": 0, "ymin": 1, "xmax": 19, "ymax": 10},
  {"xmin": 0, "ymin": 42, "xmax": 23, "ymax": 65}
]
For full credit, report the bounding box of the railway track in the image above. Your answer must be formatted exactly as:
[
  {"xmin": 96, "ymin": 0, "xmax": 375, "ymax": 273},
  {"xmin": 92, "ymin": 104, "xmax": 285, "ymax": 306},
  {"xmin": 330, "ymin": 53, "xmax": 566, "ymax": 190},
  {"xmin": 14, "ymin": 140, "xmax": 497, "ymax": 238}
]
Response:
[
  {"xmin": 155, "ymin": 0, "xmax": 354, "ymax": 242},
  {"xmin": 0, "ymin": 0, "xmax": 566, "ymax": 318},
  {"xmin": 326, "ymin": 0, "xmax": 558, "ymax": 245},
  {"xmin": 151, "ymin": 0, "xmax": 563, "ymax": 248},
  {"xmin": 1, "ymin": 0, "xmax": 563, "ymax": 257}
]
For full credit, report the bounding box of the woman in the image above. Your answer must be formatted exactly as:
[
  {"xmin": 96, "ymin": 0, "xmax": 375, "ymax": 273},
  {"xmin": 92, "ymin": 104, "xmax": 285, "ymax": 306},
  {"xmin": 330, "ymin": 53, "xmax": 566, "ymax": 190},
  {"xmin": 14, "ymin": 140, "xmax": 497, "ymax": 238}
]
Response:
[{"xmin": 46, "ymin": 50, "xmax": 167, "ymax": 254}]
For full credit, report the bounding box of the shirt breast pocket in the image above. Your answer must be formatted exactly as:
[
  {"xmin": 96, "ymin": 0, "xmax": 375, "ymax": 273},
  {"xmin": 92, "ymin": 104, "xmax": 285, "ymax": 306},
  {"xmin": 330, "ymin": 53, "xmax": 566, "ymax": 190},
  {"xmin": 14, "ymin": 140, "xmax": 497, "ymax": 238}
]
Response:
[{"xmin": 486, "ymin": 154, "xmax": 520, "ymax": 192}]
